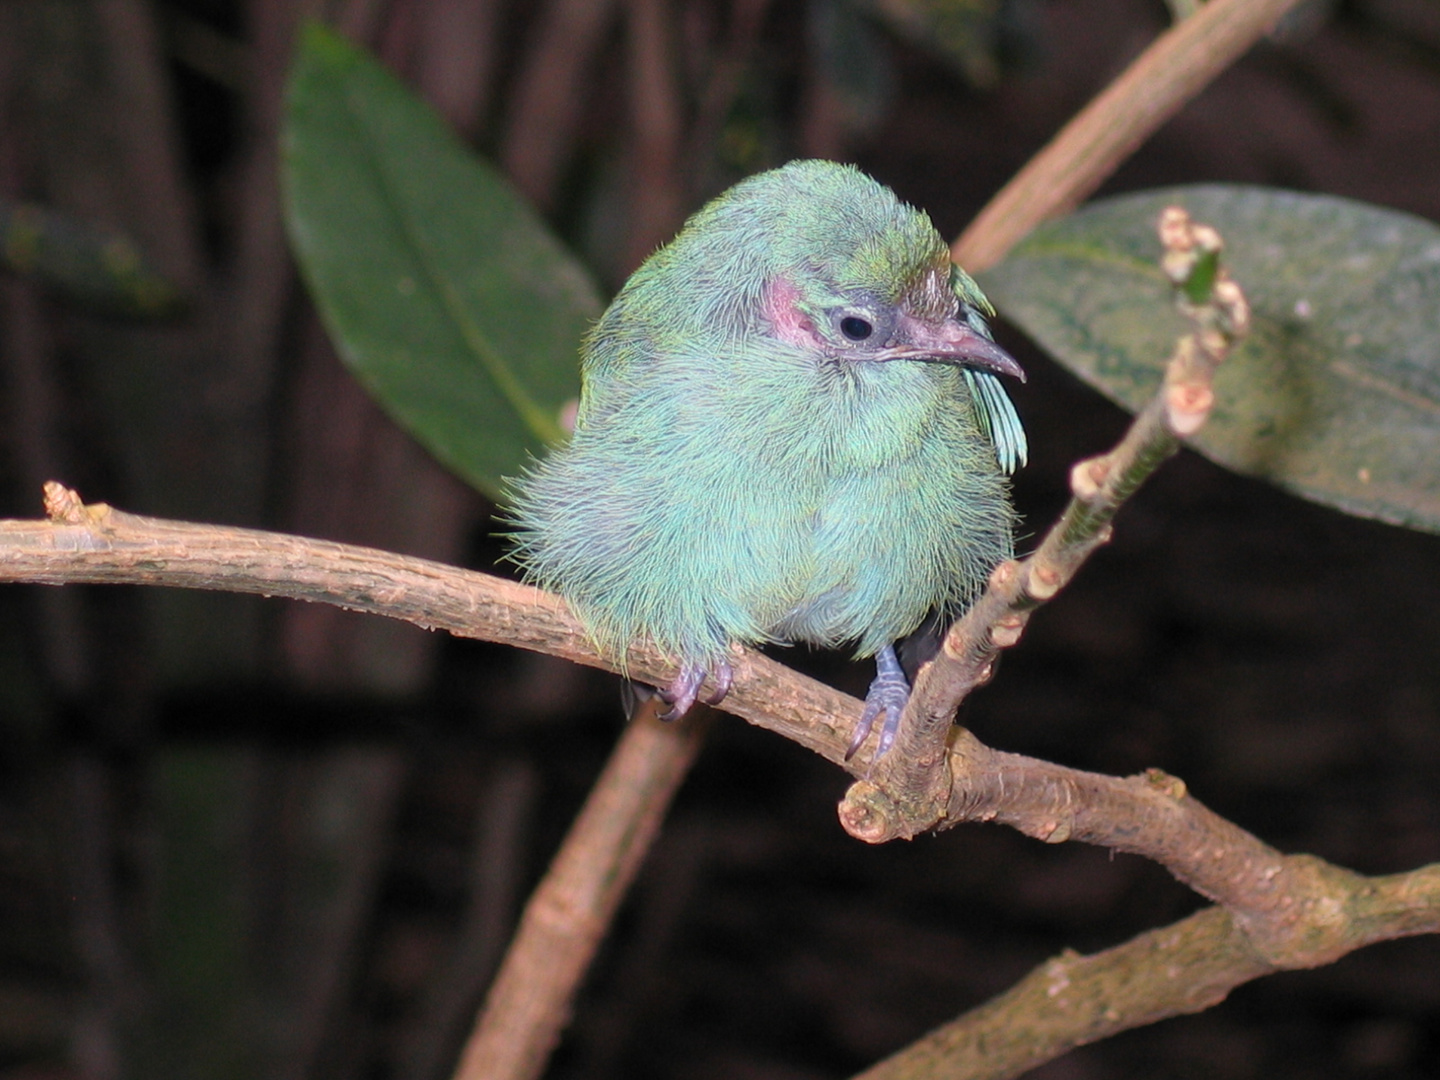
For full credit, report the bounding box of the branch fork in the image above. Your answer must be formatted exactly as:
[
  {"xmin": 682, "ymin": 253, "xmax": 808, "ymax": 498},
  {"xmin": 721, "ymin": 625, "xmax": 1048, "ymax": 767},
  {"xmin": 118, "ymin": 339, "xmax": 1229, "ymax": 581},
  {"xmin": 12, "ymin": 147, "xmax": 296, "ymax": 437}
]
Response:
[{"xmin": 841, "ymin": 207, "xmax": 1250, "ymax": 843}]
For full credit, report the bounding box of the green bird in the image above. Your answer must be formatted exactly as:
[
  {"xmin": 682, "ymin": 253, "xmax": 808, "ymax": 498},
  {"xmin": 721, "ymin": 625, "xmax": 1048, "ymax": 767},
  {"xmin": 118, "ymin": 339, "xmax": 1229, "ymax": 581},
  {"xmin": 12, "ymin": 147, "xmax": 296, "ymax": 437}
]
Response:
[{"xmin": 507, "ymin": 159, "xmax": 1024, "ymax": 758}]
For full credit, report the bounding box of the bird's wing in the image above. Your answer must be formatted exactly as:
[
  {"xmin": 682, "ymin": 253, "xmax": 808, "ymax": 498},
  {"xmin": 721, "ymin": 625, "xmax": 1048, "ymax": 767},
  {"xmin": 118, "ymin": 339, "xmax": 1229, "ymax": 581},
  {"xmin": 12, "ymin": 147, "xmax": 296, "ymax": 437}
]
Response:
[{"xmin": 963, "ymin": 368, "xmax": 1028, "ymax": 475}]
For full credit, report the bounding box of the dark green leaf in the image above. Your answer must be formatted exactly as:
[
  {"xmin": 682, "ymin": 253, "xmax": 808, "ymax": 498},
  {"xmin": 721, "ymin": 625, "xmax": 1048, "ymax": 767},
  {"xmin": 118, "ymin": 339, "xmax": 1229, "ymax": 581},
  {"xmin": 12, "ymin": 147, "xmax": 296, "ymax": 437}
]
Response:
[
  {"xmin": 282, "ymin": 24, "xmax": 602, "ymax": 499},
  {"xmin": 981, "ymin": 185, "xmax": 1440, "ymax": 533}
]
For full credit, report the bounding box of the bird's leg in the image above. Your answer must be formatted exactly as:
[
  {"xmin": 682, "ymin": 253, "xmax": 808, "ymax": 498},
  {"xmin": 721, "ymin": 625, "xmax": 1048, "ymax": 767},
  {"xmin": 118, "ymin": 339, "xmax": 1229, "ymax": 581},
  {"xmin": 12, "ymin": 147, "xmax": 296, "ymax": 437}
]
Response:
[
  {"xmin": 657, "ymin": 659, "xmax": 733, "ymax": 721},
  {"xmin": 847, "ymin": 643, "xmax": 910, "ymax": 761}
]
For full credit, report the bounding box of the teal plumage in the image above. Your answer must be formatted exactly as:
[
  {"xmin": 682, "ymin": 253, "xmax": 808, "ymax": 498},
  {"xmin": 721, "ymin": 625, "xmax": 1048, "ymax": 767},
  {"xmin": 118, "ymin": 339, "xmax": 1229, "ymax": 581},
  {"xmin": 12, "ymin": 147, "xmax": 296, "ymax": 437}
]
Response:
[{"xmin": 507, "ymin": 160, "xmax": 1024, "ymax": 757}]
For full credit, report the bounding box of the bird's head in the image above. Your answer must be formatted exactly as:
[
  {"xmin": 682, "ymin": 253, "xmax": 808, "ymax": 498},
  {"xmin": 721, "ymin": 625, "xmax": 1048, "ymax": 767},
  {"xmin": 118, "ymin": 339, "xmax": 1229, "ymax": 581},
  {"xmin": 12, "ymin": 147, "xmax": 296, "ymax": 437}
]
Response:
[
  {"xmin": 735, "ymin": 161, "xmax": 1025, "ymax": 385},
  {"xmin": 587, "ymin": 160, "xmax": 1028, "ymax": 470}
]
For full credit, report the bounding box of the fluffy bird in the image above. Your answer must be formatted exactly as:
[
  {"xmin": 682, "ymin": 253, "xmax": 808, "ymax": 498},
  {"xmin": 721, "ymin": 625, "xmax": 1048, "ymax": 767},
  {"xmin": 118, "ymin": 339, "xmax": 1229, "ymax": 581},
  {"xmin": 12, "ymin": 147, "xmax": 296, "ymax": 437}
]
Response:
[{"xmin": 507, "ymin": 160, "xmax": 1025, "ymax": 759}]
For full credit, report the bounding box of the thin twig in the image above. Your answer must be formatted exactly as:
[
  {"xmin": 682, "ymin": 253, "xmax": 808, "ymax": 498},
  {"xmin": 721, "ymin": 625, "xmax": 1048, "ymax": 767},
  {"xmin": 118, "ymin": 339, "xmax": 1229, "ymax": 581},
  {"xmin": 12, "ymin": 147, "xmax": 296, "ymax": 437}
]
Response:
[
  {"xmin": 846, "ymin": 209, "xmax": 1249, "ymax": 839},
  {"xmin": 952, "ymin": 0, "xmax": 1305, "ymax": 273}
]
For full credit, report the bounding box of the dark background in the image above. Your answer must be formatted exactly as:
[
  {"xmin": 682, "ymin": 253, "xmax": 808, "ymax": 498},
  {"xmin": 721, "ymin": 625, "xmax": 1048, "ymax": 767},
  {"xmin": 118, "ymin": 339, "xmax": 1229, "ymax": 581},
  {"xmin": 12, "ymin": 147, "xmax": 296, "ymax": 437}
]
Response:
[{"xmin": 2, "ymin": 1, "xmax": 1440, "ymax": 1078}]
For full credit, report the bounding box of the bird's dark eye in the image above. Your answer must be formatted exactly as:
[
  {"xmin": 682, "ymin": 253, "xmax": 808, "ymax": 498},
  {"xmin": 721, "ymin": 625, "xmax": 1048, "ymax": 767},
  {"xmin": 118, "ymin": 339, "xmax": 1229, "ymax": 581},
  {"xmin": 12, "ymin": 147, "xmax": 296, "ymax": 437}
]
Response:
[{"xmin": 840, "ymin": 316, "xmax": 874, "ymax": 341}]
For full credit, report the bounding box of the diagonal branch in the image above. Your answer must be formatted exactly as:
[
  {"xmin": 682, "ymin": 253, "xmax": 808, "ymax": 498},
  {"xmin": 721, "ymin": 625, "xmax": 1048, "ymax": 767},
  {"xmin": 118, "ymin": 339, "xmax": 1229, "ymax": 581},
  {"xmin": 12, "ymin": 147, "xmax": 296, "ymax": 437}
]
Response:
[
  {"xmin": 451, "ymin": 701, "xmax": 710, "ymax": 1080},
  {"xmin": 855, "ymin": 860, "xmax": 1440, "ymax": 1080},
  {"xmin": 847, "ymin": 208, "xmax": 1250, "ymax": 839},
  {"xmin": 952, "ymin": 0, "xmax": 1306, "ymax": 273}
]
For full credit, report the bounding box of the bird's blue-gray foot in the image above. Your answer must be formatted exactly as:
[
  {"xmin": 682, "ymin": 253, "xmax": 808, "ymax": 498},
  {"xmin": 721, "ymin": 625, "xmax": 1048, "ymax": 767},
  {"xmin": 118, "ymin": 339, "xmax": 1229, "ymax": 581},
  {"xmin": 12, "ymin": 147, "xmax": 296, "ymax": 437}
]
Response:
[
  {"xmin": 847, "ymin": 643, "xmax": 910, "ymax": 761},
  {"xmin": 657, "ymin": 660, "xmax": 733, "ymax": 721}
]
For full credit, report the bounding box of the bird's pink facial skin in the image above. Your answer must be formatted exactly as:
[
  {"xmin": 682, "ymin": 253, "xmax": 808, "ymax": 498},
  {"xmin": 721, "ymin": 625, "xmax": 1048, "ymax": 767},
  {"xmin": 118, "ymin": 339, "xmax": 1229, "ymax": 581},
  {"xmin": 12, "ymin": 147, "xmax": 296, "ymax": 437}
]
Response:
[{"xmin": 760, "ymin": 276, "xmax": 824, "ymax": 350}]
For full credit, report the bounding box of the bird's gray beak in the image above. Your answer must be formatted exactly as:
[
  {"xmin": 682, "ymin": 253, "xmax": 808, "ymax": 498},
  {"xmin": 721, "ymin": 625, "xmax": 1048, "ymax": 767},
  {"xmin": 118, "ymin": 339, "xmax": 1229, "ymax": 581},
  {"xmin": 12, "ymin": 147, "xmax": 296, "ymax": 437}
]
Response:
[{"xmin": 883, "ymin": 312, "xmax": 1026, "ymax": 382}]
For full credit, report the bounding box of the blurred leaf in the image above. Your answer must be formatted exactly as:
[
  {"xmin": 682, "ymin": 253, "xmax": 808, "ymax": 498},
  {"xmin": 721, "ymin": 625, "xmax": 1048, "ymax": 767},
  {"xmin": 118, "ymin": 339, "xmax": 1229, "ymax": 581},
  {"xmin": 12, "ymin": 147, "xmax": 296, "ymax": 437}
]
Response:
[
  {"xmin": 0, "ymin": 200, "xmax": 186, "ymax": 316},
  {"xmin": 856, "ymin": 0, "xmax": 1006, "ymax": 86},
  {"xmin": 282, "ymin": 24, "xmax": 603, "ymax": 500},
  {"xmin": 981, "ymin": 185, "xmax": 1440, "ymax": 533}
]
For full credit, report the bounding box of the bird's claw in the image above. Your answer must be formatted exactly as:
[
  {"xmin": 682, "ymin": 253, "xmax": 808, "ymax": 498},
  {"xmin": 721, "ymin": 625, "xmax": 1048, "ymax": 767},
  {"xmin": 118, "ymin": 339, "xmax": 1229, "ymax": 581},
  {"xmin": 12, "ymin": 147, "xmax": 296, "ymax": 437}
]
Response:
[
  {"xmin": 657, "ymin": 660, "xmax": 733, "ymax": 721},
  {"xmin": 703, "ymin": 662, "xmax": 734, "ymax": 706},
  {"xmin": 846, "ymin": 644, "xmax": 910, "ymax": 761}
]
